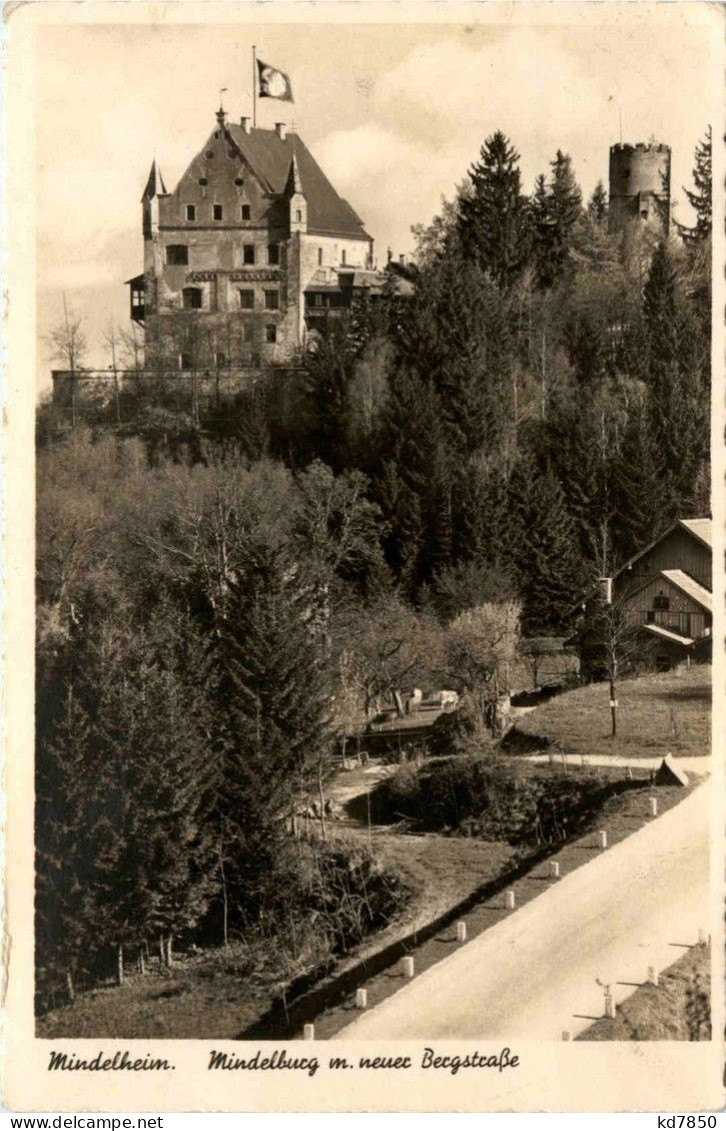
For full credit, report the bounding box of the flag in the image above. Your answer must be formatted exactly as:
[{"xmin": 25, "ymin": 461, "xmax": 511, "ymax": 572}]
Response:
[{"xmin": 257, "ymin": 58, "xmax": 294, "ymax": 102}]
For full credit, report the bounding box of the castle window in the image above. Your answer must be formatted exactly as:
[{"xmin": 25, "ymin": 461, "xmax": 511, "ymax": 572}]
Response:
[
  {"xmin": 185, "ymin": 205, "xmax": 196, "ymax": 222},
  {"xmin": 198, "ymin": 178, "xmax": 208, "ymax": 187},
  {"xmin": 268, "ymin": 243, "xmax": 280, "ymax": 266},
  {"xmin": 239, "ymin": 289, "xmax": 254, "ymax": 310},
  {"xmin": 266, "ymin": 324, "xmax": 277, "ymax": 344},
  {"xmin": 295, "ymin": 210, "xmax": 302, "ymax": 222},
  {"xmin": 318, "ymin": 248, "xmax": 323, "ymax": 266},
  {"xmin": 241, "ymin": 204, "xmax": 251, "ymax": 220},
  {"xmin": 213, "ymin": 204, "xmax": 223, "ymax": 221},
  {"xmin": 205, "ymin": 150, "xmax": 214, "ymax": 159},
  {"xmin": 166, "ymin": 244, "xmax": 189, "ymax": 266},
  {"xmin": 653, "ymin": 593, "xmax": 670, "ymax": 612},
  {"xmin": 341, "ymin": 249, "xmax": 347, "ymax": 266},
  {"xmin": 215, "ymin": 351, "xmax": 227, "ymax": 368},
  {"xmin": 228, "ymin": 148, "xmax": 236, "ymax": 159},
  {"xmin": 179, "ymin": 352, "xmax": 192, "ymax": 370},
  {"xmin": 235, "ymin": 177, "xmax": 244, "ymax": 187},
  {"xmin": 264, "ymin": 290, "xmax": 279, "ymax": 311},
  {"xmin": 182, "ymin": 287, "xmax": 203, "ymax": 310},
  {"xmin": 242, "ymin": 323, "xmax": 254, "ymax": 342},
  {"xmin": 243, "ymin": 244, "xmax": 255, "ymax": 265}
]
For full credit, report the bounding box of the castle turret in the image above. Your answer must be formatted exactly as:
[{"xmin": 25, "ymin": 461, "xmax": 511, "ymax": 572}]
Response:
[
  {"xmin": 285, "ymin": 149, "xmax": 307, "ymax": 234},
  {"xmin": 608, "ymin": 142, "xmax": 671, "ymax": 235}
]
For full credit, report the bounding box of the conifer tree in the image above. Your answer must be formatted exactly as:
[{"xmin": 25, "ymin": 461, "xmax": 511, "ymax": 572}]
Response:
[
  {"xmin": 532, "ymin": 153, "xmax": 583, "ymax": 288},
  {"xmin": 375, "ymin": 367, "xmax": 450, "ymax": 592},
  {"xmin": 457, "ymin": 131, "xmax": 532, "ymax": 288},
  {"xmin": 611, "ymin": 399, "xmax": 664, "ymax": 561},
  {"xmin": 507, "ymin": 457, "xmax": 585, "ymax": 633},
  {"xmin": 587, "ymin": 180, "xmax": 609, "ymax": 227},
  {"xmin": 304, "ymin": 318, "xmax": 356, "ymax": 473},
  {"xmin": 216, "ymin": 537, "xmax": 333, "ymax": 919},
  {"xmin": 643, "ymin": 241, "xmax": 679, "ymax": 370},
  {"xmin": 677, "ymin": 126, "xmax": 712, "ymax": 245},
  {"xmin": 36, "ymin": 686, "xmax": 102, "ymax": 1003}
]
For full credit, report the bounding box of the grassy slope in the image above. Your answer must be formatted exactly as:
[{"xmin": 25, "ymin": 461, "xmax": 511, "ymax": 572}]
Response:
[
  {"xmin": 577, "ymin": 943, "xmax": 711, "ymax": 1041},
  {"xmin": 511, "ymin": 665, "xmax": 711, "ymax": 760}
]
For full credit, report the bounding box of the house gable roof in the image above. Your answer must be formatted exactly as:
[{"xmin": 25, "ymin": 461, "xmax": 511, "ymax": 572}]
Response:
[
  {"xmin": 612, "ymin": 517, "xmax": 712, "ymax": 582},
  {"xmin": 225, "ymin": 125, "xmax": 370, "ymax": 241},
  {"xmin": 660, "ymin": 569, "xmax": 712, "ymax": 611}
]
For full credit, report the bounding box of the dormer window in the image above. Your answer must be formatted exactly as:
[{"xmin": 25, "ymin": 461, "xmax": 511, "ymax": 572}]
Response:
[
  {"xmin": 185, "ymin": 204, "xmax": 196, "ymax": 222},
  {"xmin": 213, "ymin": 204, "xmax": 223, "ymax": 221},
  {"xmin": 166, "ymin": 244, "xmax": 188, "ymax": 266}
]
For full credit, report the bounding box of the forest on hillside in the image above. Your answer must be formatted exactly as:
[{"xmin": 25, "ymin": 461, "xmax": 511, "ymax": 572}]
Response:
[{"xmin": 36, "ymin": 129, "xmax": 712, "ymax": 1009}]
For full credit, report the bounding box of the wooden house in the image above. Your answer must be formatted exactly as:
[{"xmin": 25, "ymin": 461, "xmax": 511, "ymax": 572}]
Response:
[{"xmin": 574, "ymin": 518, "xmax": 712, "ymax": 678}]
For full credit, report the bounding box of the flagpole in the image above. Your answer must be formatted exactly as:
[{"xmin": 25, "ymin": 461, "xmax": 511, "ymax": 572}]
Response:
[{"xmin": 252, "ymin": 44, "xmax": 257, "ymax": 128}]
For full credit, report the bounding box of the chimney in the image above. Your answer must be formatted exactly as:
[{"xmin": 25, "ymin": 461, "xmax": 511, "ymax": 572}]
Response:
[
  {"xmin": 240, "ymin": 116, "xmax": 252, "ymax": 134},
  {"xmin": 275, "ymin": 122, "xmax": 287, "ymax": 140}
]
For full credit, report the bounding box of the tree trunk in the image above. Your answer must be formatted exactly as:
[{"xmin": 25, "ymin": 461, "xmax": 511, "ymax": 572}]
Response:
[
  {"xmin": 116, "ymin": 944, "xmax": 124, "ymax": 987},
  {"xmin": 318, "ymin": 765, "xmax": 327, "ymax": 842},
  {"xmin": 66, "ymin": 968, "xmax": 75, "ymax": 1004},
  {"xmin": 166, "ymin": 934, "xmax": 174, "ymax": 968},
  {"xmin": 220, "ymin": 848, "xmax": 229, "ymax": 948},
  {"xmin": 138, "ymin": 945, "xmax": 146, "ymax": 976},
  {"xmin": 610, "ymin": 678, "xmax": 617, "ymax": 738},
  {"xmin": 113, "ymin": 369, "xmax": 121, "ymax": 425},
  {"xmin": 159, "ymin": 934, "xmax": 165, "ymax": 965}
]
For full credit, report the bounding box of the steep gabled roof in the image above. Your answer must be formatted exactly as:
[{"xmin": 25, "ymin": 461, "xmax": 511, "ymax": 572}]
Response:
[
  {"xmin": 612, "ymin": 517, "xmax": 712, "ymax": 582},
  {"xmin": 225, "ymin": 125, "xmax": 370, "ymax": 241},
  {"xmin": 660, "ymin": 569, "xmax": 712, "ymax": 611},
  {"xmin": 679, "ymin": 518, "xmax": 712, "ymax": 549},
  {"xmin": 142, "ymin": 159, "xmax": 167, "ymax": 201}
]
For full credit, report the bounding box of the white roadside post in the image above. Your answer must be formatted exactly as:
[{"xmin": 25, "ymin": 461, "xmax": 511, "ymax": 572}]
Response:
[
  {"xmin": 402, "ymin": 956, "xmax": 415, "ymax": 979},
  {"xmin": 549, "ymin": 860, "xmax": 560, "ymax": 879},
  {"xmin": 647, "ymin": 965, "xmax": 659, "ymax": 986},
  {"xmin": 649, "ymin": 797, "xmax": 658, "ymax": 817},
  {"xmin": 356, "ymin": 988, "xmax": 368, "ymax": 1010},
  {"xmin": 303, "ymin": 1023, "xmax": 315, "ymax": 1040},
  {"xmin": 604, "ymin": 992, "xmax": 615, "ymax": 1019},
  {"xmin": 598, "ymin": 830, "xmax": 608, "ymax": 849},
  {"xmin": 456, "ymin": 921, "xmax": 467, "ymax": 943},
  {"xmin": 561, "ymin": 1030, "xmax": 572, "ymax": 1041},
  {"xmin": 505, "ymin": 889, "xmax": 516, "ymax": 910}
]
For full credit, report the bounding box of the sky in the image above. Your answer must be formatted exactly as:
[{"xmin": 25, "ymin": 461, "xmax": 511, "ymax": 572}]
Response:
[{"xmin": 34, "ymin": 8, "xmax": 719, "ymax": 389}]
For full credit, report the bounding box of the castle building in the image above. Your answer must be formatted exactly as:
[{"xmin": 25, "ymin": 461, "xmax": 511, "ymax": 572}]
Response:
[
  {"xmin": 127, "ymin": 109, "xmax": 385, "ymax": 368},
  {"xmin": 608, "ymin": 142, "xmax": 671, "ymax": 235}
]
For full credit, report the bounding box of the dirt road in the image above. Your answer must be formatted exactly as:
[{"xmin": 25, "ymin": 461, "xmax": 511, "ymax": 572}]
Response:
[{"xmin": 337, "ymin": 784, "xmax": 709, "ymax": 1040}]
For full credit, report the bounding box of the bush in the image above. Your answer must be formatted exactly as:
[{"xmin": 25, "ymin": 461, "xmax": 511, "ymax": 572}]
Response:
[{"xmin": 370, "ymin": 756, "xmax": 635, "ymax": 846}]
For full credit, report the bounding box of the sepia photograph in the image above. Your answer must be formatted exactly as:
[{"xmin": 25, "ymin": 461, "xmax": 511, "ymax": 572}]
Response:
[{"xmin": 3, "ymin": 0, "xmax": 724, "ymax": 1114}]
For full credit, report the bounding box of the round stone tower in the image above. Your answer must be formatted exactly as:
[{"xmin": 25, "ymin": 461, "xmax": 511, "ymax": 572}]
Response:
[{"xmin": 608, "ymin": 142, "xmax": 671, "ymax": 235}]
